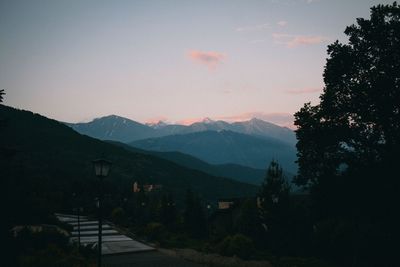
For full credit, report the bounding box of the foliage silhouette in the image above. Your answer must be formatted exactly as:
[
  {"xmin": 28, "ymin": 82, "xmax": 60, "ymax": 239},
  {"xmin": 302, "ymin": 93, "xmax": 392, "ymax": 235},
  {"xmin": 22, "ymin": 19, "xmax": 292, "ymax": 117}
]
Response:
[
  {"xmin": 183, "ymin": 189, "xmax": 208, "ymax": 238},
  {"xmin": 294, "ymin": 2, "xmax": 400, "ymax": 265}
]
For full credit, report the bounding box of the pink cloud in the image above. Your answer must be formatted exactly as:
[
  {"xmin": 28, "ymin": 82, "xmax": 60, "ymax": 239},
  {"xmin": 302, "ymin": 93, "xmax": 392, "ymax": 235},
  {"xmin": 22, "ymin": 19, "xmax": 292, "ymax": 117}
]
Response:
[
  {"xmin": 273, "ymin": 33, "xmax": 329, "ymax": 48},
  {"xmin": 285, "ymin": 87, "xmax": 322, "ymax": 94},
  {"xmin": 277, "ymin": 20, "xmax": 288, "ymax": 27},
  {"xmin": 176, "ymin": 117, "xmax": 204, "ymax": 126},
  {"xmin": 188, "ymin": 50, "xmax": 226, "ymax": 69}
]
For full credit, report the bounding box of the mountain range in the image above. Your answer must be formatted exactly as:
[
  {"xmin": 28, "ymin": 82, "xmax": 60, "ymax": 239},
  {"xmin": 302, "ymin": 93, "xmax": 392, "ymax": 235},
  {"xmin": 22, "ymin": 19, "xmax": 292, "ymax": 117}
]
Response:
[
  {"xmin": 66, "ymin": 115, "xmax": 158, "ymax": 143},
  {"xmin": 67, "ymin": 115, "xmax": 296, "ymax": 145},
  {"xmin": 67, "ymin": 115, "xmax": 298, "ymax": 173}
]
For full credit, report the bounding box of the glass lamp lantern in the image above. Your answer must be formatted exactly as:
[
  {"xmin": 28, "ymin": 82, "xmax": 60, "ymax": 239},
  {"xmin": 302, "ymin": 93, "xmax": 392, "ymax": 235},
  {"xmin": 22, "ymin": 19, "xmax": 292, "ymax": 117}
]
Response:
[{"xmin": 92, "ymin": 159, "xmax": 112, "ymax": 177}]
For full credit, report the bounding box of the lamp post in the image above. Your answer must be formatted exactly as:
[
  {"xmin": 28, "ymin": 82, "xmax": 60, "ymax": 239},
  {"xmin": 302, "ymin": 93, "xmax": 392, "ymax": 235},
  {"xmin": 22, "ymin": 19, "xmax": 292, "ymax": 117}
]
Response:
[
  {"xmin": 92, "ymin": 159, "xmax": 112, "ymax": 267},
  {"xmin": 72, "ymin": 193, "xmax": 83, "ymax": 251},
  {"xmin": 73, "ymin": 206, "xmax": 83, "ymax": 251}
]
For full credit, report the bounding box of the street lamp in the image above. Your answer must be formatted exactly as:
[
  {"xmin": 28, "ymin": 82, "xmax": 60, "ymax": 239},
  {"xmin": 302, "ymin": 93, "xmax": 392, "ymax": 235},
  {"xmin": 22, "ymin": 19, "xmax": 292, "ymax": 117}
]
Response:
[
  {"xmin": 73, "ymin": 206, "xmax": 83, "ymax": 251},
  {"xmin": 92, "ymin": 159, "xmax": 112, "ymax": 267},
  {"xmin": 72, "ymin": 193, "xmax": 83, "ymax": 252}
]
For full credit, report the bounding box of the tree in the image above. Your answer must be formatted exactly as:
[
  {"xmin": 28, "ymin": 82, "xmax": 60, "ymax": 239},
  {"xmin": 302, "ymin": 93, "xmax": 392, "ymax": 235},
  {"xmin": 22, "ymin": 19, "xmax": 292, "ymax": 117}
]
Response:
[
  {"xmin": 295, "ymin": 2, "xmax": 400, "ymax": 210},
  {"xmin": 295, "ymin": 2, "xmax": 400, "ymax": 188},
  {"xmin": 234, "ymin": 199, "xmax": 263, "ymax": 244},
  {"xmin": 183, "ymin": 189, "xmax": 208, "ymax": 238},
  {"xmin": 159, "ymin": 194, "xmax": 177, "ymax": 230},
  {"xmin": 259, "ymin": 160, "xmax": 290, "ymax": 212},
  {"xmin": 258, "ymin": 160, "xmax": 291, "ymax": 253},
  {"xmin": 294, "ymin": 3, "xmax": 400, "ymax": 265}
]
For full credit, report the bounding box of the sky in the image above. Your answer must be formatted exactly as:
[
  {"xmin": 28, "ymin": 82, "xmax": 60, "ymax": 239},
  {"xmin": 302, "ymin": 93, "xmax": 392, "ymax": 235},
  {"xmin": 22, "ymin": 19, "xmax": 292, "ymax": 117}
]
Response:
[{"xmin": 0, "ymin": 0, "xmax": 393, "ymax": 127}]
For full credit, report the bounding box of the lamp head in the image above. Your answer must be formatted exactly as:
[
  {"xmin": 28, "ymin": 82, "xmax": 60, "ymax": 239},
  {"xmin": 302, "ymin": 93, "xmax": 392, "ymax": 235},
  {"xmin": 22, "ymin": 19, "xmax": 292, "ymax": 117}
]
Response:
[{"xmin": 92, "ymin": 159, "xmax": 112, "ymax": 177}]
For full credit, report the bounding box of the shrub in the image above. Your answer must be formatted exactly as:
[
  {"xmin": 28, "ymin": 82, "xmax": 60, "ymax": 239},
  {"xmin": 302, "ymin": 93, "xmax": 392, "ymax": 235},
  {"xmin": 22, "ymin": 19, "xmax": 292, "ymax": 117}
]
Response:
[
  {"xmin": 144, "ymin": 222, "xmax": 166, "ymax": 241},
  {"xmin": 111, "ymin": 207, "xmax": 127, "ymax": 226},
  {"xmin": 217, "ymin": 234, "xmax": 255, "ymax": 260}
]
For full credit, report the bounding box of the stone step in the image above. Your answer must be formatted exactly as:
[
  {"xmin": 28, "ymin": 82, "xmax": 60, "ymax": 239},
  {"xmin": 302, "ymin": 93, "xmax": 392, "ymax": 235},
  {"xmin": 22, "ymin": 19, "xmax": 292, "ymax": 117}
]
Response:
[
  {"xmin": 69, "ymin": 221, "xmax": 102, "ymax": 226},
  {"xmin": 72, "ymin": 235, "xmax": 132, "ymax": 244},
  {"xmin": 71, "ymin": 229, "xmax": 118, "ymax": 236},
  {"xmin": 56, "ymin": 214, "xmax": 89, "ymax": 221},
  {"xmin": 56, "ymin": 213, "xmax": 154, "ymax": 255},
  {"xmin": 73, "ymin": 225, "xmax": 112, "ymax": 230}
]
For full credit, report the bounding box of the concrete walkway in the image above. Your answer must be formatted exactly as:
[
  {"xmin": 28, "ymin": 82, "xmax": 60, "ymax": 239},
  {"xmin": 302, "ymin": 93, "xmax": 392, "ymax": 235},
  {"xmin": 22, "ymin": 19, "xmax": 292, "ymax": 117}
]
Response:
[{"xmin": 55, "ymin": 213, "xmax": 154, "ymax": 255}]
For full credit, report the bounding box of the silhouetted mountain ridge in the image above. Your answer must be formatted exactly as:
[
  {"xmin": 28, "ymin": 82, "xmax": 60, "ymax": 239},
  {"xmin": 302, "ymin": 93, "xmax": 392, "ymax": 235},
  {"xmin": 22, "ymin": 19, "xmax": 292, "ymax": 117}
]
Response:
[
  {"xmin": 130, "ymin": 130, "xmax": 297, "ymax": 173},
  {"xmin": 66, "ymin": 115, "xmax": 159, "ymax": 142},
  {"xmin": 108, "ymin": 140, "xmax": 279, "ymax": 185}
]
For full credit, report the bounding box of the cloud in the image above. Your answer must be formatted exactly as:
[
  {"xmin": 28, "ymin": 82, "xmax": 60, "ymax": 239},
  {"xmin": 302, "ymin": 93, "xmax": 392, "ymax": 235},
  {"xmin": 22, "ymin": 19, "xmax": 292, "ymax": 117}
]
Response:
[
  {"xmin": 176, "ymin": 117, "xmax": 205, "ymax": 126},
  {"xmin": 277, "ymin": 20, "xmax": 288, "ymax": 27},
  {"xmin": 236, "ymin": 23, "xmax": 270, "ymax": 32},
  {"xmin": 272, "ymin": 33, "xmax": 329, "ymax": 48},
  {"xmin": 285, "ymin": 87, "xmax": 322, "ymax": 94},
  {"xmin": 188, "ymin": 50, "xmax": 226, "ymax": 69}
]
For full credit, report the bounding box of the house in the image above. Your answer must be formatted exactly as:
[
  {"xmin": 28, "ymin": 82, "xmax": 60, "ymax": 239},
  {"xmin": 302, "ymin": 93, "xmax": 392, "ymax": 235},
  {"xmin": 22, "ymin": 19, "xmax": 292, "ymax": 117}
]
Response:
[
  {"xmin": 133, "ymin": 181, "xmax": 162, "ymax": 193},
  {"xmin": 217, "ymin": 198, "xmax": 237, "ymax": 210}
]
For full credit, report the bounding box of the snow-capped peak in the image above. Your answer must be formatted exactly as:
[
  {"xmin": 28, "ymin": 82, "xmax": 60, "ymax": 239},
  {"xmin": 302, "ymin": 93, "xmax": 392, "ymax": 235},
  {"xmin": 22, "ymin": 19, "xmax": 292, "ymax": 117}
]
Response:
[
  {"xmin": 147, "ymin": 120, "xmax": 168, "ymax": 129},
  {"xmin": 201, "ymin": 117, "xmax": 215, "ymax": 124}
]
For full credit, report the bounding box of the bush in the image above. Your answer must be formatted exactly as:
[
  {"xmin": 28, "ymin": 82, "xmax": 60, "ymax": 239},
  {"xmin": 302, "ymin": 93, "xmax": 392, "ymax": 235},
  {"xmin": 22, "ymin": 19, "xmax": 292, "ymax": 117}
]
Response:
[
  {"xmin": 144, "ymin": 222, "xmax": 166, "ymax": 242},
  {"xmin": 217, "ymin": 234, "xmax": 255, "ymax": 260},
  {"xmin": 111, "ymin": 207, "xmax": 127, "ymax": 226},
  {"xmin": 18, "ymin": 244, "xmax": 91, "ymax": 267}
]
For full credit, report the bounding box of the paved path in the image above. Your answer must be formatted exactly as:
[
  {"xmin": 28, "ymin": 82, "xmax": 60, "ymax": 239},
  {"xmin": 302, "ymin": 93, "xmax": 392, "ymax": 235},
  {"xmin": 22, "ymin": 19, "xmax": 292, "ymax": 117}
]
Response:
[
  {"xmin": 56, "ymin": 213, "xmax": 208, "ymax": 266},
  {"xmin": 56, "ymin": 213, "xmax": 154, "ymax": 255}
]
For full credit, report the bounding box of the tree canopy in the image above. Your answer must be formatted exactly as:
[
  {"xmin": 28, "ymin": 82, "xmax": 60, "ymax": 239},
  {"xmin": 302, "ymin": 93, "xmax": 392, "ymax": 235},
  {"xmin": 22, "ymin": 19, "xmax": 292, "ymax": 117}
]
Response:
[
  {"xmin": 294, "ymin": 3, "xmax": 400, "ymax": 265},
  {"xmin": 259, "ymin": 160, "xmax": 290, "ymax": 211},
  {"xmin": 295, "ymin": 2, "xmax": 400, "ymax": 187}
]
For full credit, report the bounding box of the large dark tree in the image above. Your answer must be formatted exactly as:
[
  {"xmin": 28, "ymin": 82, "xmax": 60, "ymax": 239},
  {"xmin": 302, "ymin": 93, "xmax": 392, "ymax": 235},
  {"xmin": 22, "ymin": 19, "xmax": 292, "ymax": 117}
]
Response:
[
  {"xmin": 159, "ymin": 193, "xmax": 178, "ymax": 230},
  {"xmin": 234, "ymin": 199, "xmax": 263, "ymax": 244},
  {"xmin": 296, "ymin": 2, "xmax": 400, "ymax": 187},
  {"xmin": 294, "ymin": 2, "xmax": 400, "ymax": 265},
  {"xmin": 183, "ymin": 189, "xmax": 208, "ymax": 238},
  {"xmin": 258, "ymin": 160, "xmax": 292, "ymax": 254},
  {"xmin": 259, "ymin": 160, "xmax": 290, "ymax": 212}
]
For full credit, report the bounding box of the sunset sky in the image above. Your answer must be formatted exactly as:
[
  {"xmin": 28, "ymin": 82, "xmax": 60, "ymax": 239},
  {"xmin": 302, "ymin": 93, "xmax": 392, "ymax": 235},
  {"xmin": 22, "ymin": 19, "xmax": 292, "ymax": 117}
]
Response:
[{"xmin": 0, "ymin": 0, "xmax": 392, "ymax": 127}]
